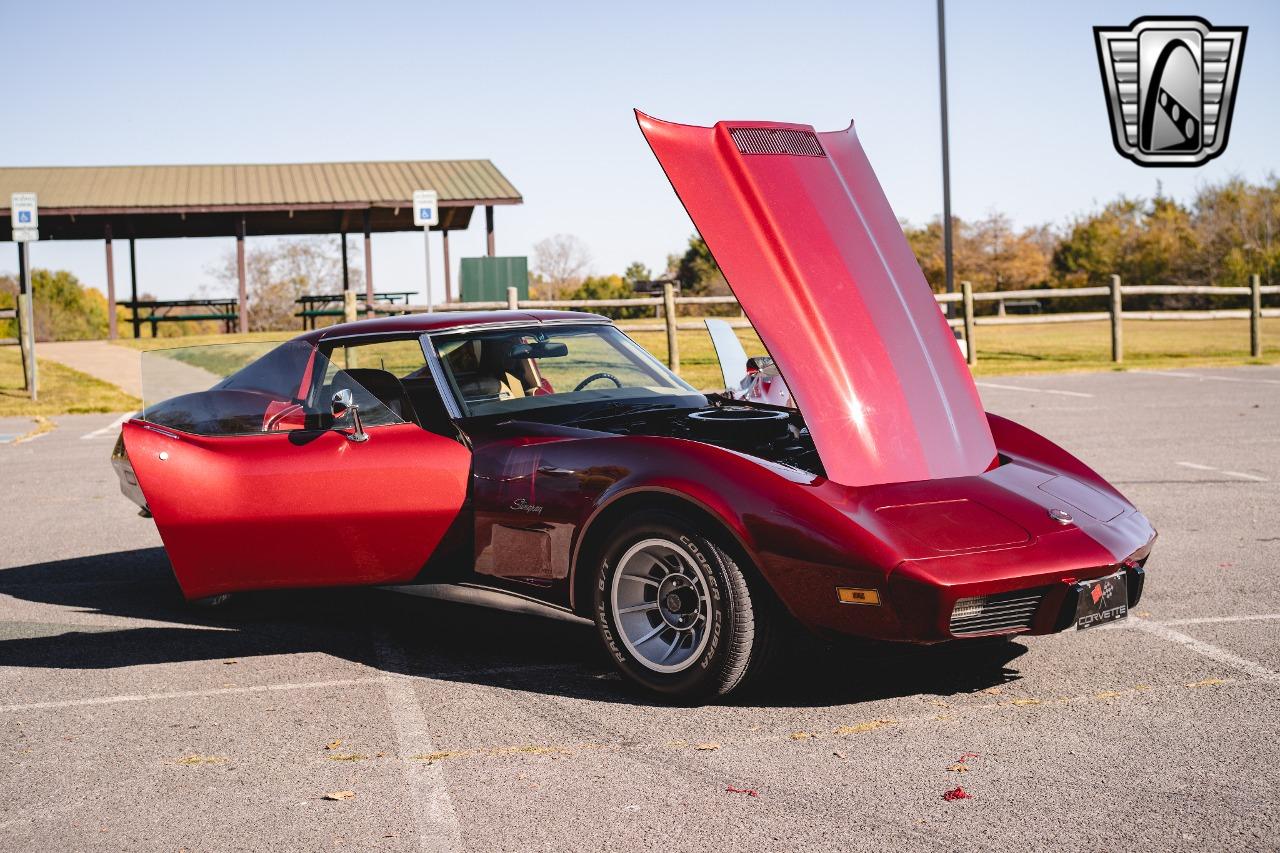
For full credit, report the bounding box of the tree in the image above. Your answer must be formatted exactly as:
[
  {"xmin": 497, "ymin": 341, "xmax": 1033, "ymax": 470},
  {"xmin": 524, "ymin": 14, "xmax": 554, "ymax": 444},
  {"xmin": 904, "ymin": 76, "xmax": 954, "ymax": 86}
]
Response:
[
  {"xmin": 623, "ymin": 261, "xmax": 651, "ymax": 286},
  {"xmin": 1053, "ymin": 195, "xmax": 1198, "ymax": 291},
  {"xmin": 668, "ymin": 235, "xmax": 726, "ymax": 296},
  {"xmin": 1191, "ymin": 175, "xmax": 1280, "ymax": 288},
  {"xmin": 531, "ymin": 234, "xmax": 592, "ymax": 297},
  {"xmin": 209, "ymin": 236, "xmax": 358, "ymax": 332},
  {"xmin": 0, "ymin": 269, "xmax": 109, "ymax": 342},
  {"xmin": 903, "ymin": 214, "xmax": 1052, "ymax": 293},
  {"xmin": 563, "ymin": 275, "xmax": 650, "ymax": 319}
]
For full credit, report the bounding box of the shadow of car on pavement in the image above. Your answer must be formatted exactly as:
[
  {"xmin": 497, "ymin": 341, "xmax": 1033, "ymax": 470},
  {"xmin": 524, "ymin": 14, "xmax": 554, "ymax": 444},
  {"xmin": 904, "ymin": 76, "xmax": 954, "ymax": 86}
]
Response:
[{"xmin": 0, "ymin": 548, "xmax": 1028, "ymax": 708}]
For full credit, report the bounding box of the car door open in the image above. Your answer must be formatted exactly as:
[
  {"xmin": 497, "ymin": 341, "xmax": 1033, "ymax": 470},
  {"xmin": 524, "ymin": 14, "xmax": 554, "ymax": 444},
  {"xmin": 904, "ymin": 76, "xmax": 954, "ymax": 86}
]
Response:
[{"xmin": 121, "ymin": 339, "xmax": 470, "ymax": 600}]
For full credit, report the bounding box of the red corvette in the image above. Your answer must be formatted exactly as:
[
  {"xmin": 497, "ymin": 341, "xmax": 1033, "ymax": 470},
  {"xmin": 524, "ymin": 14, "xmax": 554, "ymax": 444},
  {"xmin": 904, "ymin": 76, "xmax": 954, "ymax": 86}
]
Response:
[{"xmin": 113, "ymin": 113, "xmax": 1153, "ymax": 700}]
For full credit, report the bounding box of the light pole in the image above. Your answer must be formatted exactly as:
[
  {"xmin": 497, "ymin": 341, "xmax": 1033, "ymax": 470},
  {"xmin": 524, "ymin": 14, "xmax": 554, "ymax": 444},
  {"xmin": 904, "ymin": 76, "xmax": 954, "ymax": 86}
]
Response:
[{"xmin": 937, "ymin": 0, "xmax": 955, "ymax": 302}]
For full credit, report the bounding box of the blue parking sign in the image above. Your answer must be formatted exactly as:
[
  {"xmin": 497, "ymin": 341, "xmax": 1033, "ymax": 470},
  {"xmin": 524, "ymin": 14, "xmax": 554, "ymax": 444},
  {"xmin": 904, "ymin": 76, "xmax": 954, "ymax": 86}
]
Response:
[
  {"xmin": 18, "ymin": 211, "xmax": 30, "ymax": 223},
  {"xmin": 419, "ymin": 208, "xmax": 433, "ymax": 222}
]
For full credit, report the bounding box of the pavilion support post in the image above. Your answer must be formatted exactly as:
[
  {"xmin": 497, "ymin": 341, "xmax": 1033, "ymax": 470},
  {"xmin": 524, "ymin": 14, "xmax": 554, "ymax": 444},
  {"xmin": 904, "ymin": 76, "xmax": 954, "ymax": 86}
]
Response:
[
  {"xmin": 104, "ymin": 224, "xmax": 117, "ymax": 340},
  {"xmin": 363, "ymin": 209, "xmax": 374, "ymax": 309},
  {"xmin": 442, "ymin": 230, "xmax": 452, "ymax": 302},
  {"xmin": 485, "ymin": 206, "xmax": 495, "ymax": 257},
  {"xmin": 340, "ymin": 232, "xmax": 349, "ymax": 291},
  {"xmin": 236, "ymin": 217, "xmax": 248, "ymax": 333},
  {"xmin": 129, "ymin": 238, "xmax": 140, "ymax": 339}
]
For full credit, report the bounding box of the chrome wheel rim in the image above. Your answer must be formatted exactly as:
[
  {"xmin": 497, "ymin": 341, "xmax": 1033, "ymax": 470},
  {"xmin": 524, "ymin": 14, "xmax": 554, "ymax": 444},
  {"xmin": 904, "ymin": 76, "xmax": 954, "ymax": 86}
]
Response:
[{"xmin": 610, "ymin": 538, "xmax": 711, "ymax": 674}]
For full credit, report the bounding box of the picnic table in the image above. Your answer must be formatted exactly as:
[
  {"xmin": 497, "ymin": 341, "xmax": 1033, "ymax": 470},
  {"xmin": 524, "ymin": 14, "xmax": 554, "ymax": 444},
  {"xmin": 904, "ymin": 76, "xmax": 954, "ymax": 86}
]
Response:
[
  {"xmin": 295, "ymin": 292, "xmax": 417, "ymax": 329},
  {"xmin": 116, "ymin": 298, "xmax": 239, "ymax": 338}
]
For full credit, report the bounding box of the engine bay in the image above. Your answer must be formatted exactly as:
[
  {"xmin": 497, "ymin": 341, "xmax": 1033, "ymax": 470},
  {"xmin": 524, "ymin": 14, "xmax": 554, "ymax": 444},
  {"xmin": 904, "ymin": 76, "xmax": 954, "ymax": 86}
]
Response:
[{"xmin": 583, "ymin": 399, "xmax": 824, "ymax": 477}]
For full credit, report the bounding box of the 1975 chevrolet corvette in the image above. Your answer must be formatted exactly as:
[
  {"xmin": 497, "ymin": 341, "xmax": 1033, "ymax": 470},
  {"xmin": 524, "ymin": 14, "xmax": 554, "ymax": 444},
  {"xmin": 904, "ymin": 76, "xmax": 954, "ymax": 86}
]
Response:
[{"xmin": 113, "ymin": 113, "xmax": 1154, "ymax": 699}]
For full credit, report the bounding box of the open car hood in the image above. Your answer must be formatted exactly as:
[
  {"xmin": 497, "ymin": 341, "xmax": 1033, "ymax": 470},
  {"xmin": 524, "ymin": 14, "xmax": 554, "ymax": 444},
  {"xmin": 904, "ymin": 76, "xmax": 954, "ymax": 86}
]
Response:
[{"xmin": 638, "ymin": 112, "xmax": 997, "ymax": 487}]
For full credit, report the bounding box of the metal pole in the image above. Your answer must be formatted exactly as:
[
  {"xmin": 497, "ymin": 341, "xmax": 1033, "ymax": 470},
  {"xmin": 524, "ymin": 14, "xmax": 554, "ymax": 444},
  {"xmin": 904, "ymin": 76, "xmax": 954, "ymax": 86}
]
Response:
[
  {"xmin": 1250, "ymin": 273, "xmax": 1262, "ymax": 358},
  {"xmin": 1110, "ymin": 274, "xmax": 1123, "ymax": 363},
  {"xmin": 129, "ymin": 238, "xmax": 140, "ymax": 339},
  {"xmin": 15, "ymin": 242, "xmax": 34, "ymax": 399},
  {"xmin": 506, "ymin": 286, "xmax": 519, "ymax": 310},
  {"xmin": 423, "ymin": 227, "xmax": 434, "ymax": 312},
  {"xmin": 105, "ymin": 224, "xmax": 118, "ymax": 340},
  {"xmin": 442, "ymin": 230, "xmax": 452, "ymax": 303},
  {"xmin": 961, "ymin": 280, "xmax": 976, "ymax": 366},
  {"xmin": 937, "ymin": 0, "xmax": 955, "ymax": 307}
]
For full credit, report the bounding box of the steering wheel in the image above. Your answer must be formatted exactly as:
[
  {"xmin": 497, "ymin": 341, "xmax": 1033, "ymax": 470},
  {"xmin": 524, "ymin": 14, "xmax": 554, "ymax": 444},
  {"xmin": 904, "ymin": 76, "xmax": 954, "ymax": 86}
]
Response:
[{"xmin": 574, "ymin": 372, "xmax": 622, "ymax": 392}]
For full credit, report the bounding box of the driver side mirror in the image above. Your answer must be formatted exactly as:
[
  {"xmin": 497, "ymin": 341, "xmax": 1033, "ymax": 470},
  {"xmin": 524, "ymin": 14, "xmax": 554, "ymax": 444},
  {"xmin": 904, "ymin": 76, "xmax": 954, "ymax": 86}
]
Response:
[{"xmin": 331, "ymin": 389, "xmax": 369, "ymax": 443}]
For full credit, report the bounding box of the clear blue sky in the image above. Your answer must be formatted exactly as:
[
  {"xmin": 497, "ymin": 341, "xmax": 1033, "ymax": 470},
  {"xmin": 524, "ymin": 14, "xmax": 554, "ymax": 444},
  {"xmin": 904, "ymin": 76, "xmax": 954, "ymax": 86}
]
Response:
[{"xmin": 2, "ymin": 0, "xmax": 1276, "ymax": 302}]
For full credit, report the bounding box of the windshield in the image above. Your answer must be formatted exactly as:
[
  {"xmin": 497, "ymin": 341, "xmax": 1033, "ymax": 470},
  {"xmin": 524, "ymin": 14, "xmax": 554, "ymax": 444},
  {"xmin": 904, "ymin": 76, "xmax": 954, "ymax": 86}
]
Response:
[{"xmin": 427, "ymin": 323, "xmax": 699, "ymax": 418}]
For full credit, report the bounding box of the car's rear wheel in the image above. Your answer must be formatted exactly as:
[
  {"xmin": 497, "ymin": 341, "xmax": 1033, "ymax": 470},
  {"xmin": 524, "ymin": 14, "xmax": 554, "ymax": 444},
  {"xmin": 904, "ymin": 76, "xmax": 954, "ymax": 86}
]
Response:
[{"xmin": 593, "ymin": 510, "xmax": 775, "ymax": 701}]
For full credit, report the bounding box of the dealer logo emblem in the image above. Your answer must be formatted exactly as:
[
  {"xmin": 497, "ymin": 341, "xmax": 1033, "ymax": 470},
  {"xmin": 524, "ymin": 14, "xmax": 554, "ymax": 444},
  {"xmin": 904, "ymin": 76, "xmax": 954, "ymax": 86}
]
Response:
[{"xmin": 1094, "ymin": 16, "xmax": 1247, "ymax": 167}]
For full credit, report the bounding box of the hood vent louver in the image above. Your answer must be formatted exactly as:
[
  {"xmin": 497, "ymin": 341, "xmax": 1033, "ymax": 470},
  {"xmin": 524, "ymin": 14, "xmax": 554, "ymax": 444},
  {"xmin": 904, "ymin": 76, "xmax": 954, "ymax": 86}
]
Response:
[{"xmin": 729, "ymin": 127, "xmax": 826, "ymax": 157}]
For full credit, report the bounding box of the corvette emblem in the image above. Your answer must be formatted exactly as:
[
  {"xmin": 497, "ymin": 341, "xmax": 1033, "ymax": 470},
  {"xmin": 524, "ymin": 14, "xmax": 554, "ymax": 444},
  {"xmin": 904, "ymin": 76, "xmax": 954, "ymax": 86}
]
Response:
[{"xmin": 1094, "ymin": 16, "xmax": 1247, "ymax": 167}]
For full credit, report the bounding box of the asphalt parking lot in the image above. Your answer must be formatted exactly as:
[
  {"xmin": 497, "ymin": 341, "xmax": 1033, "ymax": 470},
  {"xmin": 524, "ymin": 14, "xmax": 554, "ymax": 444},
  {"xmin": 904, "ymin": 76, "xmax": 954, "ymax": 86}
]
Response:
[{"xmin": 1, "ymin": 366, "xmax": 1277, "ymax": 852}]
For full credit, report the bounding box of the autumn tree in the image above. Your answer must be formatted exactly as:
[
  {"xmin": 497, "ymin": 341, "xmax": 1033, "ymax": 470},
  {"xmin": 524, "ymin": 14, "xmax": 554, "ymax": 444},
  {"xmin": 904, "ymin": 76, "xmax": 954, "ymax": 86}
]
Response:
[
  {"xmin": 210, "ymin": 236, "xmax": 358, "ymax": 332},
  {"xmin": 531, "ymin": 234, "xmax": 592, "ymax": 297}
]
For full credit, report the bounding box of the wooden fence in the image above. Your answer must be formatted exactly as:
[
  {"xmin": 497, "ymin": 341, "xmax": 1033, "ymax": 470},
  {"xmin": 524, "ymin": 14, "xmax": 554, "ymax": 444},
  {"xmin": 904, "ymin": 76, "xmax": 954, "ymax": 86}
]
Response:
[{"xmin": 369, "ymin": 276, "xmax": 1278, "ymax": 370}]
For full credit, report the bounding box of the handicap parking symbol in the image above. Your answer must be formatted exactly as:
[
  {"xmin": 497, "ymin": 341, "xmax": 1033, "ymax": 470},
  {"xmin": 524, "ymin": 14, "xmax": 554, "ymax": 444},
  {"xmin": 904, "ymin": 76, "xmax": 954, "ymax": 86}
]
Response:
[
  {"xmin": 17, "ymin": 211, "xmax": 30, "ymax": 223},
  {"xmin": 419, "ymin": 208, "xmax": 433, "ymax": 222}
]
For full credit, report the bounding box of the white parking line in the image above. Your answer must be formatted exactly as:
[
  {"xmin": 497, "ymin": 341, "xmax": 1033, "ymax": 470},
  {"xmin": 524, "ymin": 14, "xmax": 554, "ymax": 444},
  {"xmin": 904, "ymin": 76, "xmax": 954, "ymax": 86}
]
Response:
[
  {"xmin": 0, "ymin": 676, "xmax": 385, "ymax": 714},
  {"xmin": 80, "ymin": 412, "xmax": 135, "ymax": 440},
  {"xmin": 373, "ymin": 633, "xmax": 463, "ymax": 853},
  {"xmin": 1176, "ymin": 461, "xmax": 1269, "ymax": 482},
  {"xmin": 1130, "ymin": 618, "xmax": 1280, "ymax": 683},
  {"xmin": 1222, "ymin": 470, "xmax": 1270, "ymax": 482},
  {"xmin": 976, "ymin": 382, "xmax": 1094, "ymax": 398},
  {"xmin": 1160, "ymin": 614, "xmax": 1280, "ymax": 627},
  {"xmin": 1144, "ymin": 370, "xmax": 1280, "ymax": 386}
]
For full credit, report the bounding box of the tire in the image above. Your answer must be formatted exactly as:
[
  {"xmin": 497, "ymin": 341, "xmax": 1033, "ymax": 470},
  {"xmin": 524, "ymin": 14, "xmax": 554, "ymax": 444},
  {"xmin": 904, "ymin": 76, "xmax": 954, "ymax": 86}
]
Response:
[{"xmin": 593, "ymin": 510, "xmax": 776, "ymax": 701}]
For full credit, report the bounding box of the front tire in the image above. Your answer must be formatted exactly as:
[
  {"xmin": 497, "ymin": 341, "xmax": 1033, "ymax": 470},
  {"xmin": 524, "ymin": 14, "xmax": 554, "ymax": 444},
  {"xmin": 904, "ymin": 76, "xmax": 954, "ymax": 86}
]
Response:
[{"xmin": 593, "ymin": 510, "xmax": 774, "ymax": 701}]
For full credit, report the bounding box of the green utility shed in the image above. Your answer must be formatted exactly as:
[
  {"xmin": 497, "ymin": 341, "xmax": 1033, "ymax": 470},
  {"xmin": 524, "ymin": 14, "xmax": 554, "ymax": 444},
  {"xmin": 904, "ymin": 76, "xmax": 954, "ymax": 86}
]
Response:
[{"xmin": 459, "ymin": 256, "xmax": 529, "ymax": 303}]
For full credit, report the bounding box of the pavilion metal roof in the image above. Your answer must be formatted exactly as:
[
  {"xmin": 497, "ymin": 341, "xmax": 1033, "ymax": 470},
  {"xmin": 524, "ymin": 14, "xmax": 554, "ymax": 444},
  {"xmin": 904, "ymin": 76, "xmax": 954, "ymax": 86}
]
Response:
[
  {"xmin": 0, "ymin": 159, "xmax": 522, "ymax": 241},
  {"xmin": 0, "ymin": 159, "xmax": 521, "ymax": 213}
]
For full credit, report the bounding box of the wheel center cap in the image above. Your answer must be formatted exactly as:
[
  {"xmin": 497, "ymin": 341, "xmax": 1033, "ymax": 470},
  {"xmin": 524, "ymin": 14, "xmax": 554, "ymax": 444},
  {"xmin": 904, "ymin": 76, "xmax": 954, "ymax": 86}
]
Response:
[{"xmin": 656, "ymin": 575, "xmax": 698, "ymax": 628}]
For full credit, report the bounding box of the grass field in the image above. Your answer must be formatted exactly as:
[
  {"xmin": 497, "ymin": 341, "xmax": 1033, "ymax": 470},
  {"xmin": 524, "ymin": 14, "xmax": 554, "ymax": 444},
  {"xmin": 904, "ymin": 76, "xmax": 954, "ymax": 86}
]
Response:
[
  {"xmin": 623, "ymin": 317, "xmax": 1280, "ymax": 390},
  {"xmin": 106, "ymin": 318, "xmax": 1280, "ymax": 394},
  {"xmin": 0, "ymin": 347, "xmax": 140, "ymax": 418}
]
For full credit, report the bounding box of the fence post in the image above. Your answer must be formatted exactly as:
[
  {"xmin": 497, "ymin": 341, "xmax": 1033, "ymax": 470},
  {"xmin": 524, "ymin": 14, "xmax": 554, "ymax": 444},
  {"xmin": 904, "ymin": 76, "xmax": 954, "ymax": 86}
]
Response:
[
  {"xmin": 507, "ymin": 286, "xmax": 519, "ymax": 310},
  {"xmin": 343, "ymin": 290, "xmax": 358, "ymax": 323},
  {"xmin": 1110, "ymin": 274, "xmax": 1123, "ymax": 363},
  {"xmin": 1250, "ymin": 273, "xmax": 1262, "ymax": 358},
  {"xmin": 663, "ymin": 281, "xmax": 679, "ymax": 373},
  {"xmin": 961, "ymin": 280, "xmax": 976, "ymax": 366}
]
